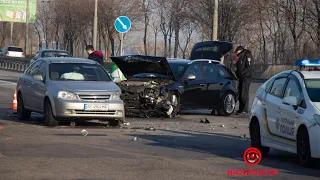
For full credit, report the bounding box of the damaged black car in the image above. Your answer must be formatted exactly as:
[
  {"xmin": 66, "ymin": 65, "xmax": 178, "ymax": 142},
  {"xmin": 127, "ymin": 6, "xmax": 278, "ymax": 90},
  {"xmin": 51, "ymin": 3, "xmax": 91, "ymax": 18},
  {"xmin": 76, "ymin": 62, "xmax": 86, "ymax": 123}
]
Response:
[
  {"xmin": 110, "ymin": 55, "xmax": 181, "ymax": 118},
  {"xmin": 111, "ymin": 54, "xmax": 238, "ymax": 118}
]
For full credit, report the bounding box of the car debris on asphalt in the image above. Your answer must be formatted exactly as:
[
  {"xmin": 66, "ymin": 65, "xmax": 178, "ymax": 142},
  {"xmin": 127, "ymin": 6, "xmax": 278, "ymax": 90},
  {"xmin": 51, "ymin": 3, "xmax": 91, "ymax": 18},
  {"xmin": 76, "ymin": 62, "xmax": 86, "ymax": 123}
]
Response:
[{"xmin": 81, "ymin": 129, "xmax": 88, "ymax": 136}]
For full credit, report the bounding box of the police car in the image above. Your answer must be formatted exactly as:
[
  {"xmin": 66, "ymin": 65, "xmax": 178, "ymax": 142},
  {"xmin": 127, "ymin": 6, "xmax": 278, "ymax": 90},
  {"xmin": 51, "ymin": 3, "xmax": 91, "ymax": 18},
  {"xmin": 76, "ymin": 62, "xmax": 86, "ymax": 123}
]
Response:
[{"xmin": 249, "ymin": 59, "xmax": 320, "ymax": 167}]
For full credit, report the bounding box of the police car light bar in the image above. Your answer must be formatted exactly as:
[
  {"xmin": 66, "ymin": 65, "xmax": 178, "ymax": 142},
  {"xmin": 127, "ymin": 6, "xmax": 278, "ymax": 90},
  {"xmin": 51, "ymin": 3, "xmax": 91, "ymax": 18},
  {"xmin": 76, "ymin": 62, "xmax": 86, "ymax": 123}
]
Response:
[{"xmin": 295, "ymin": 59, "xmax": 320, "ymax": 66}]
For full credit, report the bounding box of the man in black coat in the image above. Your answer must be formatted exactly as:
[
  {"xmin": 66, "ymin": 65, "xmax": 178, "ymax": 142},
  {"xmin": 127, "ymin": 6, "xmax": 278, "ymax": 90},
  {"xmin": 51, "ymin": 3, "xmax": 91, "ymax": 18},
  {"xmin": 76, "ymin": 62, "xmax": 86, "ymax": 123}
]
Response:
[
  {"xmin": 86, "ymin": 45, "xmax": 104, "ymax": 66},
  {"xmin": 234, "ymin": 46, "xmax": 253, "ymax": 116}
]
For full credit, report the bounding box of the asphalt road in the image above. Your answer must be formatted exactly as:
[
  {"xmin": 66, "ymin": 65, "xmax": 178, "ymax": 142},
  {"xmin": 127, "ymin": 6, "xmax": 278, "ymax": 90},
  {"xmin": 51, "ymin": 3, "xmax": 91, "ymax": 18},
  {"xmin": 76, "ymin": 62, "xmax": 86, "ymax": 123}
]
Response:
[{"xmin": 0, "ymin": 69, "xmax": 320, "ymax": 180}]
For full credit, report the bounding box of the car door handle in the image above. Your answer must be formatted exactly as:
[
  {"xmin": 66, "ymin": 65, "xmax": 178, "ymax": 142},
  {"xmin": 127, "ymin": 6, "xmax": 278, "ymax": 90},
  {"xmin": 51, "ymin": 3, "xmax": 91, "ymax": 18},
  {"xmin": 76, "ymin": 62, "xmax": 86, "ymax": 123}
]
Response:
[
  {"xmin": 200, "ymin": 84, "xmax": 206, "ymax": 87},
  {"xmin": 219, "ymin": 83, "xmax": 223, "ymax": 86}
]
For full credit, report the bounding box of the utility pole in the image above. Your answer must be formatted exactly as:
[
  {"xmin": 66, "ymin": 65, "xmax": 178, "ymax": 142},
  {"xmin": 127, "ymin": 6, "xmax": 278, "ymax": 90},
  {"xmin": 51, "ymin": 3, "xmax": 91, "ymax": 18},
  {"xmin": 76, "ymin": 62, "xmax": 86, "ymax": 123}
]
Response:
[
  {"xmin": 24, "ymin": 0, "xmax": 30, "ymax": 55},
  {"xmin": 212, "ymin": 0, "xmax": 219, "ymax": 41},
  {"xmin": 93, "ymin": 0, "xmax": 98, "ymax": 49},
  {"xmin": 119, "ymin": 33, "xmax": 124, "ymax": 56}
]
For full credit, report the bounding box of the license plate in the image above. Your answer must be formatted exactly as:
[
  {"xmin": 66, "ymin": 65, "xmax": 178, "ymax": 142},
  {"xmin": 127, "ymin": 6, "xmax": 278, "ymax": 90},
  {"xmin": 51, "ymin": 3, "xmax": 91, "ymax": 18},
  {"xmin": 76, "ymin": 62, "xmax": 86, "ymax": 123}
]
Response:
[{"xmin": 84, "ymin": 104, "xmax": 108, "ymax": 111}]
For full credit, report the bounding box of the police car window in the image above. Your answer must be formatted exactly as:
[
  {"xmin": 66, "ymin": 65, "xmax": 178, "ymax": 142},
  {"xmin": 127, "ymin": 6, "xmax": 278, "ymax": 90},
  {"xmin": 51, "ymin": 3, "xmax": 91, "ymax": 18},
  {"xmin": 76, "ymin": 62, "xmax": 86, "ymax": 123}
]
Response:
[
  {"xmin": 184, "ymin": 64, "xmax": 202, "ymax": 80},
  {"xmin": 38, "ymin": 62, "xmax": 47, "ymax": 77},
  {"xmin": 270, "ymin": 78, "xmax": 287, "ymax": 97},
  {"xmin": 265, "ymin": 79, "xmax": 274, "ymax": 93},
  {"xmin": 284, "ymin": 79, "xmax": 302, "ymax": 99},
  {"xmin": 202, "ymin": 63, "xmax": 217, "ymax": 79}
]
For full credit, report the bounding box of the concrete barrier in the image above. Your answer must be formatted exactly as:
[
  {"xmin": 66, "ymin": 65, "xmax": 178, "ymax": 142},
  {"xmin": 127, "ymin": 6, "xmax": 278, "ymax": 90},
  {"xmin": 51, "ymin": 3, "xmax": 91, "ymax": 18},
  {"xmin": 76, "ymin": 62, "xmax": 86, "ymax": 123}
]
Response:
[{"xmin": 0, "ymin": 56, "xmax": 31, "ymax": 72}]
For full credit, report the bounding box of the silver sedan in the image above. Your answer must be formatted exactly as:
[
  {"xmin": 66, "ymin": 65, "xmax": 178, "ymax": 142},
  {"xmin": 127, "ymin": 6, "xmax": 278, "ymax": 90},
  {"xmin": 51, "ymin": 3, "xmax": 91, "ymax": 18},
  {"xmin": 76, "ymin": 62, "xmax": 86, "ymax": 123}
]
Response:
[{"xmin": 16, "ymin": 58, "xmax": 125, "ymax": 126}]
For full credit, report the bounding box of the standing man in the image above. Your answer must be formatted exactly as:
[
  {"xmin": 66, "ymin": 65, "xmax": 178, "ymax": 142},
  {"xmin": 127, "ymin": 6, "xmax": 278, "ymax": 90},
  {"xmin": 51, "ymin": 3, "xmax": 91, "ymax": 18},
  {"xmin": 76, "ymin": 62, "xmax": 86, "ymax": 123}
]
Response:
[
  {"xmin": 86, "ymin": 45, "xmax": 104, "ymax": 66},
  {"xmin": 234, "ymin": 46, "xmax": 253, "ymax": 116}
]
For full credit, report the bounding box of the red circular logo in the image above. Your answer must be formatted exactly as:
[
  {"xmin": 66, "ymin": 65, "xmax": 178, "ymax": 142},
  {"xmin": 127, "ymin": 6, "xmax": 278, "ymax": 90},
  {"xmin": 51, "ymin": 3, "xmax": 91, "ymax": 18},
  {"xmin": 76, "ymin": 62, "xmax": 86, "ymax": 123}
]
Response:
[{"xmin": 243, "ymin": 147, "xmax": 262, "ymax": 166}]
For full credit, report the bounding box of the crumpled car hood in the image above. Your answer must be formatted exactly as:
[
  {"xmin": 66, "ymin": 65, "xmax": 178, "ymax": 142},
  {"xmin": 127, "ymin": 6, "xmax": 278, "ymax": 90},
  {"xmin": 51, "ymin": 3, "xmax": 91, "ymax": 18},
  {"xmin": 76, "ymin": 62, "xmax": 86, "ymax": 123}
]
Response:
[{"xmin": 110, "ymin": 55, "xmax": 176, "ymax": 81}]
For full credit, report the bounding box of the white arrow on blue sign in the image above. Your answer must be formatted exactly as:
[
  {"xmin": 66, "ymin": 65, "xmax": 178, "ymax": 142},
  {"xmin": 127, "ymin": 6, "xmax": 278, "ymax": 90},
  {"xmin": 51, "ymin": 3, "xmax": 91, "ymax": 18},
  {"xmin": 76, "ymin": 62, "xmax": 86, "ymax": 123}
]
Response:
[{"xmin": 114, "ymin": 16, "xmax": 131, "ymax": 33}]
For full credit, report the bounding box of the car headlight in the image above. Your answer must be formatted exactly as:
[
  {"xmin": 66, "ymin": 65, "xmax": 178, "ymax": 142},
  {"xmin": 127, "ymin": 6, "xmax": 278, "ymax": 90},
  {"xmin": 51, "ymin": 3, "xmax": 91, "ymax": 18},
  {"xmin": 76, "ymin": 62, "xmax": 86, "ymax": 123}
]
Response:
[
  {"xmin": 314, "ymin": 114, "xmax": 320, "ymax": 126},
  {"xmin": 110, "ymin": 92, "xmax": 121, "ymax": 100},
  {"xmin": 58, "ymin": 91, "xmax": 78, "ymax": 100}
]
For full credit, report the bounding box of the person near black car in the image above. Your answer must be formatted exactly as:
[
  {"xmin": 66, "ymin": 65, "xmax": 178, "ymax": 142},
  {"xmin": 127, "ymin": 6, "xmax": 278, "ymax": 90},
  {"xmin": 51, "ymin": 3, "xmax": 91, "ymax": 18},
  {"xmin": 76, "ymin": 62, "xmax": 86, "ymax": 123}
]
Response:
[
  {"xmin": 86, "ymin": 45, "xmax": 104, "ymax": 66},
  {"xmin": 234, "ymin": 46, "xmax": 253, "ymax": 116}
]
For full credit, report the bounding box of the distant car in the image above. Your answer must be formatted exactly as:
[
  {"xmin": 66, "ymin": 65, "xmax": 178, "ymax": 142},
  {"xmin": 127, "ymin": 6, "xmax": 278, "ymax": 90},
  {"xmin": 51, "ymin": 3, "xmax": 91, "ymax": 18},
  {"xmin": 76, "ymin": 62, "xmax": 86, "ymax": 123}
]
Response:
[
  {"xmin": 16, "ymin": 58, "xmax": 124, "ymax": 126},
  {"xmin": 1, "ymin": 46, "xmax": 25, "ymax": 58},
  {"xmin": 111, "ymin": 55, "xmax": 238, "ymax": 118},
  {"xmin": 30, "ymin": 50, "xmax": 72, "ymax": 65},
  {"xmin": 249, "ymin": 59, "xmax": 320, "ymax": 167}
]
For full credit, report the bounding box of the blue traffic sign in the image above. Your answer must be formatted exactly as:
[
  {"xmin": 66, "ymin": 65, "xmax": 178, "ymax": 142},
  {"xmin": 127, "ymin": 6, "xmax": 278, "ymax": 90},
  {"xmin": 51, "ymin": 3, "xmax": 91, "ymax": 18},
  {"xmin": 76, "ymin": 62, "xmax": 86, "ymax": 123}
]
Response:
[{"xmin": 114, "ymin": 16, "xmax": 131, "ymax": 33}]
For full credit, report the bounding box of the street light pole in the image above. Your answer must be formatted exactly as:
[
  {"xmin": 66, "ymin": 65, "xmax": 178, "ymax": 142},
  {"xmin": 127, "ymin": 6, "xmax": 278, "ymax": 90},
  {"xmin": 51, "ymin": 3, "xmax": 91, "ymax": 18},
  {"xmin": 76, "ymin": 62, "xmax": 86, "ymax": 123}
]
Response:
[
  {"xmin": 93, "ymin": 0, "xmax": 98, "ymax": 48},
  {"xmin": 212, "ymin": 0, "xmax": 219, "ymax": 41},
  {"xmin": 24, "ymin": 0, "xmax": 30, "ymax": 55}
]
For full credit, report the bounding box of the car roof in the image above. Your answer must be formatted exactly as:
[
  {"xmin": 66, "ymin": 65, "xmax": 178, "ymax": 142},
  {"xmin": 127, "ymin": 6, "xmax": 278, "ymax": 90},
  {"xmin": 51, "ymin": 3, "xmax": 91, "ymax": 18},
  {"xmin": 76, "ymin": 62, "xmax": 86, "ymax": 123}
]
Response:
[
  {"xmin": 39, "ymin": 57, "xmax": 97, "ymax": 64},
  {"xmin": 299, "ymin": 71, "xmax": 320, "ymax": 79},
  {"xmin": 39, "ymin": 49, "xmax": 70, "ymax": 53},
  {"xmin": 167, "ymin": 59, "xmax": 191, "ymax": 64}
]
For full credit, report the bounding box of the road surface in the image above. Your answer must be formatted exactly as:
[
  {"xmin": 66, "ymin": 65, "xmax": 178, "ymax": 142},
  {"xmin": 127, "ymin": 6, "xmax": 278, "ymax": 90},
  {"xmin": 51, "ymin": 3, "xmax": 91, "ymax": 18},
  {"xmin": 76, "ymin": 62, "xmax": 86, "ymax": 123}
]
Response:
[{"xmin": 0, "ymin": 69, "xmax": 319, "ymax": 180}]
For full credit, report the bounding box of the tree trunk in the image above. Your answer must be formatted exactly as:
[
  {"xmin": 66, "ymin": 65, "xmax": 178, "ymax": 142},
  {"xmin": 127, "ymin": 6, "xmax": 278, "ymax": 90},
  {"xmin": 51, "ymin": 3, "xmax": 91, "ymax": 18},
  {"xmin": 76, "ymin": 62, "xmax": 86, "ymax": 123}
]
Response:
[
  {"xmin": 144, "ymin": 12, "xmax": 148, "ymax": 55},
  {"xmin": 164, "ymin": 34, "xmax": 168, "ymax": 57},
  {"xmin": 154, "ymin": 32, "xmax": 157, "ymax": 56},
  {"xmin": 168, "ymin": 32, "xmax": 172, "ymax": 58},
  {"xmin": 174, "ymin": 20, "xmax": 179, "ymax": 58}
]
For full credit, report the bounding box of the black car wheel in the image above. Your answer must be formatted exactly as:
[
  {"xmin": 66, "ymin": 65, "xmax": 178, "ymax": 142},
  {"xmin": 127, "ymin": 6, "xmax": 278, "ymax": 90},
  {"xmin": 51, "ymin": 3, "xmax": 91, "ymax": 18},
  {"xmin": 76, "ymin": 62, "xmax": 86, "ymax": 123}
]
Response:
[
  {"xmin": 44, "ymin": 100, "xmax": 59, "ymax": 126},
  {"xmin": 17, "ymin": 93, "xmax": 31, "ymax": 121},
  {"xmin": 297, "ymin": 128, "xmax": 313, "ymax": 167},
  {"xmin": 217, "ymin": 92, "xmax": 236, "ymax": 116},
  {"xmin": 250, "ymin": 119, "xmax": 270, "ymax": 156}
]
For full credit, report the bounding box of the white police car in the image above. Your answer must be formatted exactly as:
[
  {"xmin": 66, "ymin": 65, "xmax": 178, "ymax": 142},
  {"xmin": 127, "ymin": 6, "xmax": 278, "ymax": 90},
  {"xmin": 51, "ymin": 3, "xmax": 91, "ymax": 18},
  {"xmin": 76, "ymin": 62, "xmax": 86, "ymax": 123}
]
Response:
[{"xmin": 249, "ymin": 59, "xmax": 320, "ymax": 167}]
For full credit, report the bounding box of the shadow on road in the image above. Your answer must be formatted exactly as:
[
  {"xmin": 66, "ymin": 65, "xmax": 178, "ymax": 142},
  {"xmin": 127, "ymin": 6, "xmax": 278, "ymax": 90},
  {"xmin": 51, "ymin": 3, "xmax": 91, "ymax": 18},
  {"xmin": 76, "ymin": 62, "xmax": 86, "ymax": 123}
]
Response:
[
  {"xmin": 0, "ymin": 108, "xmax": 115, "ymax": 128},
  {"xmin": 128, "ymin": 129, "xmax": 320, "ymax": 178}
]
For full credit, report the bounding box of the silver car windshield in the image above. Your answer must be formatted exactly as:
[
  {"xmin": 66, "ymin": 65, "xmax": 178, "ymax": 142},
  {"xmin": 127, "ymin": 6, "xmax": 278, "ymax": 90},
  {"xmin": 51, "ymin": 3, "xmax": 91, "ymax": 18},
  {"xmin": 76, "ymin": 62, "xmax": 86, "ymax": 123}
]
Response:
[
  {"xmin": 305, "ymin": 79, "xmax": 320, "ymax": 102},
  {"xmin": 49, "ymin": 63, "xmax": 111, "ymax": 81}
]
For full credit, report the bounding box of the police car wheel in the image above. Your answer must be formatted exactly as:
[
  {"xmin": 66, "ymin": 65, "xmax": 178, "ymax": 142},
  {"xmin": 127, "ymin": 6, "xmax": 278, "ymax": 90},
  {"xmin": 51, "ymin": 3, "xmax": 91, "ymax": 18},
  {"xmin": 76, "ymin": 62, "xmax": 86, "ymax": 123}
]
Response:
[
  {"xmin": 297, "ymin": 128, "xmax": 313, "ymax": 167},
  {"xmin": 250, "ymin": 119, "xmax": 270, "ymax": 156}
]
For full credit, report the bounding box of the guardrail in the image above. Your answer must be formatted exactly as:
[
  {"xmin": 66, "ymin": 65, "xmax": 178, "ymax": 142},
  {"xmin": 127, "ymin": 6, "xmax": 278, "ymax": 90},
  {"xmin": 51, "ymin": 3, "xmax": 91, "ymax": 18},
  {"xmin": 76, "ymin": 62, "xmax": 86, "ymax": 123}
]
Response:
[{"xmin": 0, "ymin": 56, "xmax": 31, "ymax": 72}]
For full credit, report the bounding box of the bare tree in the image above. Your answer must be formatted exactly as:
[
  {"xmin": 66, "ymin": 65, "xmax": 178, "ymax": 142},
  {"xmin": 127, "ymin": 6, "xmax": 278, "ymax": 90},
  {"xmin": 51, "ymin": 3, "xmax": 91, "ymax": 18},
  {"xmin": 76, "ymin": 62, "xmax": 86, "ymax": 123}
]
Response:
[{"xmin": 178, "ymin": 19, "xmax": 197, "ymax": 59}]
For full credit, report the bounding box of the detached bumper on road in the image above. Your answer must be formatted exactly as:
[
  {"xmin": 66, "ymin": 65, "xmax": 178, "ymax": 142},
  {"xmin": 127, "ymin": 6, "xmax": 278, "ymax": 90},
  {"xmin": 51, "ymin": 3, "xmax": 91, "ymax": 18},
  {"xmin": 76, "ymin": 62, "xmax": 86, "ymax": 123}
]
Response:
[{"xmin": 53, "ymin": 99, "xmax": 125, "ymax": 121}]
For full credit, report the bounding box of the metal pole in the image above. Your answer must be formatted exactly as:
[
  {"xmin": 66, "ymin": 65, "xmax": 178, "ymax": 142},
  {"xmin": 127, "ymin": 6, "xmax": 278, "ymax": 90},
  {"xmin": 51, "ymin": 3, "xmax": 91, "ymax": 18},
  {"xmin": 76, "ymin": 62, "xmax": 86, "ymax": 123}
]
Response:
[
  {"xmin": 213, "ymin": 0, "xmax": 219, "ymax": 41},
  {"xmin": 10, "ymin": 22, "xmax": 13, "ymax": 45},
  {"xmin": 120, "ymin": 33, "xmax": 124, "ymax": 56},
  {"xmin": 93, "ymin": 0, "xmax": 98, "ymax": 48},
  {"xmin": 24, "ymin": 0, "xmax": 30, "ymax": 55}
]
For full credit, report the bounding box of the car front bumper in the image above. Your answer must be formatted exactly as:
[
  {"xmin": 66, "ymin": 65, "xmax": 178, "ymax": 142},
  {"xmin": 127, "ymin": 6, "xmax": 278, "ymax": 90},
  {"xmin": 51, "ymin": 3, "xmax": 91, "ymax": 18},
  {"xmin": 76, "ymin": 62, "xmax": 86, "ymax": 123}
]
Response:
[
  {"xmin": 52, "ymin": 99, "xmax": 125, "ymax": 121},
  {"xmin": 308, "ymin": 124, "xmax": 320, "ymax": 158}
]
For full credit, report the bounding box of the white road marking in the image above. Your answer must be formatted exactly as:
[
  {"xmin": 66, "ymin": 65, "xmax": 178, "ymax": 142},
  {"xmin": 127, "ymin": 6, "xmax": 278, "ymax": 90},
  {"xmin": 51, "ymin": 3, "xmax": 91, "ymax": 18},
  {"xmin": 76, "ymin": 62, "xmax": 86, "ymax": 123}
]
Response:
[{"xmin": 0, "ymin": 79, "xmax": 16, "ymax": 85}]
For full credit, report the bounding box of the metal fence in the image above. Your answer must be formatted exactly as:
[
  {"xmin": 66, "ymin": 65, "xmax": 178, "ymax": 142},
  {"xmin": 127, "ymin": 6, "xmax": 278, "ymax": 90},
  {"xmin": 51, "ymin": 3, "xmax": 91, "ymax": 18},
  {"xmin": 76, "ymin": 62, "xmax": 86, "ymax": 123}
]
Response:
[
  {"xmin": 0, "ymin": 57, "xmax": 31, "ymax": 72},
  {"xmin": 0, "ymin": 57, "xmax": 296, "ymax": 80}
]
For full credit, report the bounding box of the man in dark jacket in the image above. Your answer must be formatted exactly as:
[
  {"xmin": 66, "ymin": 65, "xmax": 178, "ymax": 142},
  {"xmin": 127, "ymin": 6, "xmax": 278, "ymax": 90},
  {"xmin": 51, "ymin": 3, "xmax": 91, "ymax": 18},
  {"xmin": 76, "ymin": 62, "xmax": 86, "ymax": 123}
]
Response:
[
  {"xmin": 234, "ymin": 46, "xmax": 253, "ymax": 116},
  {"xmin": 86, "ymin": 45, "xmax": 104, "ymax": 66}
]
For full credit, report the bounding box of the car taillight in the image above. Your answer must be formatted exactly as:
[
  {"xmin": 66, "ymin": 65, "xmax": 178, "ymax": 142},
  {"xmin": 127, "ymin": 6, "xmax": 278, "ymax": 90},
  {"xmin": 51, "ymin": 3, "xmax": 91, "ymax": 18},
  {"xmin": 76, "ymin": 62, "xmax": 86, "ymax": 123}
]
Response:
[
  {"xmin": 22, "ymin": 53, "xmax": 25, "ymax": 57},
  {"xmin": 5, "ymin": 52, "xmax": 9, "ymax": 55}
]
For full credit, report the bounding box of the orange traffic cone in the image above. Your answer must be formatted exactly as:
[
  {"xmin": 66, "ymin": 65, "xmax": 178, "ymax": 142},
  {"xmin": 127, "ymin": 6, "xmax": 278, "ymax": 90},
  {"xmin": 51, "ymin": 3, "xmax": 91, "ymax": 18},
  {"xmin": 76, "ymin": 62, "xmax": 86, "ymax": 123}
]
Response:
[{"xmin": 12, "ymin": 90, "xmax": 17, "ymax": 111}]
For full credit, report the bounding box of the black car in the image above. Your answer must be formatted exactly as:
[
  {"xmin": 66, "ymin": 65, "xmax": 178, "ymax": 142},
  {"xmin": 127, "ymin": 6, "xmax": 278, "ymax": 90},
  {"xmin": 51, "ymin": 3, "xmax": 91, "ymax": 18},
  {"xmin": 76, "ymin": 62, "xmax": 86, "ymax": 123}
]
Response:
[
  {"xmin": 111, "ymin": 55, "xmax": 238, "ymax": 118},
  {"xmin": 30, "ymin": 50, "xmax": 72, "ymax": 64}
]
